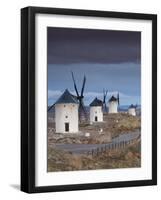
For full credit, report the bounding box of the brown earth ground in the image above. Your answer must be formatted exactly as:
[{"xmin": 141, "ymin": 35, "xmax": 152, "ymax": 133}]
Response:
[
  {"xmin": 48, "ymin": 140, "xmax": 141, "ymax": 172},
  {"xmin": 47, "ymin": 113, "xmax": 141, "ymax": 172}
]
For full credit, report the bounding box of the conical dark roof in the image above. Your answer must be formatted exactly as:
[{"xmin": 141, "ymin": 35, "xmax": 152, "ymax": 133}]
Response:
[
  {"xmin": 90, "ymin": 97, "xmax": 103, "ymax": 107},
  {"xmin": 55, "ymin": 89, "xmax": 78, "ymax": 104},
  {"xmin": 109, "ymin": 95, "xmax": 118, "ymax": 102},
  {"xmin": 129, "ymin": 104, "xmax": 136, "ymax": 109}
]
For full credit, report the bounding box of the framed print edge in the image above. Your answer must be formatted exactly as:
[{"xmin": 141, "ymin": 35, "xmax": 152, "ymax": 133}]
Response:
[
  {"xmin": 21, "ymin": 7, "xmax": 35, "ymax": 193},
  {"xmin": 21, "ymin": 7, "xmax": 30, "ymax": 192},
  {"xmin": 152, "ymin": 14, "xmax": 157, "ymax": 186},
  {"xmin": 21, "ymin": 6, "xmax": 157, "ymax": 193}
]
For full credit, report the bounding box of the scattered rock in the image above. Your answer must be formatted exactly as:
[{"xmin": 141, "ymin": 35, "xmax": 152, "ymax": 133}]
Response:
[{"xmin": 85, "ymin": 133, "xmax": 90, "ymax": 137}]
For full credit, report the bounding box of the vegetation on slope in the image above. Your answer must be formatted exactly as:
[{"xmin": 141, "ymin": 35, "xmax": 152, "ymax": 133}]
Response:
[{"xmin": 48, "ymin": 141, "xmax": 141, "ymax": 172}]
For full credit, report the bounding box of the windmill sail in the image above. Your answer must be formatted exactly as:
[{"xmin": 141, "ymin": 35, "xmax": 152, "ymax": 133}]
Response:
[
  {"xmin": 71, "ymin": 71, "xmax": 79, "ymax": 97},
  {"xmin": 103, "ymin": 89, "xmax": 108, "ymax": 112},
  {"xmin": 117, "ymin": 92, "xmax": 120, "ymax": 106},
  {"xmin": 71, "ymin": 72, "xmax": 87, "ymax": 122},
  {"xmin": 81, "ymin": 75, "xmax": 86, "ymax": 97}
]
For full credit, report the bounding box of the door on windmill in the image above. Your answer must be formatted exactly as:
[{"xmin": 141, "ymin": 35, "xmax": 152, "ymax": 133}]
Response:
[
  {"xmin": 65, "ymin": 123, "xmax": 69, "ymax": 132},
  {"xmin": 95, "ymin": 116, "xmax": 98, "ymax": 122}
]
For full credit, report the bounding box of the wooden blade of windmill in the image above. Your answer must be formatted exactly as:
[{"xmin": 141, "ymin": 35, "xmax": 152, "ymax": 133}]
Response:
[
  {"xmin": 103, "ymin": 89, "xmax": 105, "ymax": 103},
  {"xmin": 117, "ymin": 92, "xmax": 120, "ymax": 106},
  {"xmin": 103, "ymin": 96, "xmax": 105, "ymax": 103},
  {"xmin": 105, "ymin": 90, "xmax": 108, "ymax": 102},
  {"xmin": 105, "ymin": 90, "xmax": 108, "ymax": 97},
  {"xmin": 71, "ymin": 71, "xmax": 79, "ymax": 97},
  {"xmin": 81, "ymin": 75, "xmax": 86, "ymax": 97}
]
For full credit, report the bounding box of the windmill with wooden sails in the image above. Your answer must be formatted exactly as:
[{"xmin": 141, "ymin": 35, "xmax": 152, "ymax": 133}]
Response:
[
  {"xmin": 102, "ymin": 89, "xmax": 108, "ymax": 112},
  {"xmin": 71, "ymin": 71, "xmax": 87, "ymax": 122},
  {"xmin": 108, "ymin": 92, "xmax": 120, "ymax": 113}
]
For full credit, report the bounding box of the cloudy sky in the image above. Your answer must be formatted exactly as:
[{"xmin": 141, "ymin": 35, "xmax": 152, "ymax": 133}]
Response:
[{"xmin": 47, "ymin": 27, "xmax": 141, "ymax": 106}]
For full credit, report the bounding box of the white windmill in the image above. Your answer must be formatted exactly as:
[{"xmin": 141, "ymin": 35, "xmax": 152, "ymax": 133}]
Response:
[
  {"xmin": 128, "ymin": 104, "xmax": 137, "ymax": 116},
  {"xmin": 108, "ymin": 93, "xmax": 120, "ymax": 114},
  {"xmin": 54, "ymin": 89, "xmax": 79, "ymax": 133},
  {"xmin": 89, "ymin": 97, "xmax": 103, "ymax": 124}
]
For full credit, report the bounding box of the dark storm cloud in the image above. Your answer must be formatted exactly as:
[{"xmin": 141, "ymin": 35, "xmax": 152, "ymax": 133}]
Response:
[{"xmin": 47, "ymin": 27, "xmax": 141, "ymax": 64}]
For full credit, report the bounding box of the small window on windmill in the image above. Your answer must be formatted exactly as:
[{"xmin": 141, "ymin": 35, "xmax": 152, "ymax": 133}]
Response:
[
  {"xmin": 95, "ymin": 111, "xmax": 97, "ymax": 114},
  {"xmin": 64, "ymin": 105, "xmax": 66, "ymax": 107},
  {"xmin": 65, "ymin": 115, "xmax": 68, "ymax": 118}
]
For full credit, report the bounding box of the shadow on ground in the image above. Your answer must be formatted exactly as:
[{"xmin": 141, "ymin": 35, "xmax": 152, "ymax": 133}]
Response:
[{"xmin": 10, "ymin": 184, "xmax": 20, "ymax": 191}]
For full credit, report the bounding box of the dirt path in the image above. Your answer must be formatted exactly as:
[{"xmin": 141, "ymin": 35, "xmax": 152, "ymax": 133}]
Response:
[{"xmin": 55, "ymin": 130, "xmax": 140, "ymax": 154}]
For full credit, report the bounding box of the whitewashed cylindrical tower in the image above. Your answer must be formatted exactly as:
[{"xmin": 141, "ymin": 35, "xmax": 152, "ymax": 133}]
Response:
[
  {"xmin": 128, "ymin": 104, "xmax": 136, "ymax": 116},
  {"xmin": 55, "ymin": 89, "xmax": 79, "ymax": 133},
  {"xmin": 89, "ymin": 98, "xmax": 103, "ymax": 123},
  {"xmin": 108, "ymin": 96, "xmax": 118, "ymax": 113}
]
